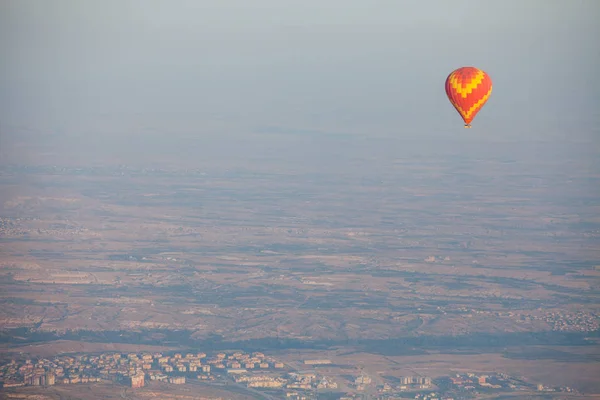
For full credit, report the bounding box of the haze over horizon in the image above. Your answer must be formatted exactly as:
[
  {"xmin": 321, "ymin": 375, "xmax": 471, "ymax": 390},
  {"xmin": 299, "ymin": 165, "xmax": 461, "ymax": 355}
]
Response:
[{"xmin": 1, "ymin": 0, "xmax": 599, "ymax": 153}]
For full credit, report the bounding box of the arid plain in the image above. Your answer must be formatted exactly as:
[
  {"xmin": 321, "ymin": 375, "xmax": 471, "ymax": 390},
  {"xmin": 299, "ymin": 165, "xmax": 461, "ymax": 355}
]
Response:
[{"xmin": 1, "ymin": 131, "xmax": 599, "ymax": 399}]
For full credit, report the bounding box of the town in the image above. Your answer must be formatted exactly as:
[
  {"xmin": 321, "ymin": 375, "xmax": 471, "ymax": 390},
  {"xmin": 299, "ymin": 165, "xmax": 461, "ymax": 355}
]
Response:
[{"xmin": 0, "ymin": 350, "xmax": 581, "ymax": 399}]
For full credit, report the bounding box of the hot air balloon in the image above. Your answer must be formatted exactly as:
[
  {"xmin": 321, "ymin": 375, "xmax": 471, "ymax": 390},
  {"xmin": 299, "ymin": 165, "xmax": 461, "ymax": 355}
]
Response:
[{"xmin": 445, "ymin": 66, "xmax": 492, "ymax": 128}]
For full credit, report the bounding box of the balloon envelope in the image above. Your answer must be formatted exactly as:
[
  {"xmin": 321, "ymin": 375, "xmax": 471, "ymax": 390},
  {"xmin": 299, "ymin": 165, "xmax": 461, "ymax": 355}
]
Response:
[{"xmin": 445, "ymin": 66, "xmax": 492, "ymax": 128}]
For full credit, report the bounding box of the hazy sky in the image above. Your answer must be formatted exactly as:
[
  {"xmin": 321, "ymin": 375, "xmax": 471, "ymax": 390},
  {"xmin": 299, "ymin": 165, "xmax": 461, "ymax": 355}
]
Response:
[{"xmin": 1, "ymin": 0, "xmax": 599, "ymax": 158}]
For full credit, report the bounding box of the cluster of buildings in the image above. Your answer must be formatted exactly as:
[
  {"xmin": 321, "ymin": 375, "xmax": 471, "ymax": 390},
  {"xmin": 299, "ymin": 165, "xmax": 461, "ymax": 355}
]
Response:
[
  {"xmin": 443, "ymin": 372, "xmax": 578, "ymax": 397},
  {"xmin": 0, "ymin": 353, "xmax": 582, "ymax": 399},
  {"xmin": 0, "ymin": 216, "xmax": 26, "ymax": 236},
  {"xmin": 542, "ymin": 311, "xmax": 599, "ymax": 332},
  {"xmin": 414, "ymin": 393, "xmax": 448, "ymax": 400},
  {"xmin": 232, "ymin": 371, "xmax": 337, "ymax": 390},
  {"xmin": 375, "ymin": 376, "xmax": 433, "ymax": 394},
  {"xmin": 232, "ymin": 370, "xmax": 432, "ymax": 398},
  {"xmin": 435, "ymin": 307, "xmax": 600, "ymax": 333},
  {"xmin": 0, "ymin": 216, "xmax": 88, "ymax": 238},
  {"xmin": 0, "ymin": 357, "xmax": 102, "ymax": 389},
  {"xmin": 448, "ymin": 373, "xmax": 500, "ymax": 390},
  {"xmin": 371, "ymin": 376, "xmax": 434, "ymax": 398},
  {"xmin": 0, "ymin": 350, "xmax": 284, "ymax": 390}
]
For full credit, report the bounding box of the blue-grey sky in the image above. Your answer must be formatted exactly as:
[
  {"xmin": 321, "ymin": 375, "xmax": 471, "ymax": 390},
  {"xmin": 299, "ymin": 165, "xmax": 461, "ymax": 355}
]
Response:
[{"xmin": 1, "ymin": 0, "xmax": 599, "ymax": 164}]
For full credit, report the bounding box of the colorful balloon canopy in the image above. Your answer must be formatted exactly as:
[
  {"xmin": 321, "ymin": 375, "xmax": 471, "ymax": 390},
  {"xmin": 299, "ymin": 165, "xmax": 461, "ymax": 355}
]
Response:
[{"xmin": 445, "ymin": 66, "xmax": 492, "ymax": 128}]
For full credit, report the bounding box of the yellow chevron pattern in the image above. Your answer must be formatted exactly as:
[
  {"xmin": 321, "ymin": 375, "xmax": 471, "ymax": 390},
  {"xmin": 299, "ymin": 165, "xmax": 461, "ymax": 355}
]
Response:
[
  {"xmin": 449, "ymin": 86, "xmax": 493, "ymax": 120},
  {"xmin": 449, "ymin": 69, "xmax": 486, "ymax": 98}
]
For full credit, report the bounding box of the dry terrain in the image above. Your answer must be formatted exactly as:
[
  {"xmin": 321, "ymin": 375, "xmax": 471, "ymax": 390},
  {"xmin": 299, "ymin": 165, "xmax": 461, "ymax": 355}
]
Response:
[{"xmin": 1, "ymin": 134, "xmax": 599, "ymax": 398}]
